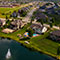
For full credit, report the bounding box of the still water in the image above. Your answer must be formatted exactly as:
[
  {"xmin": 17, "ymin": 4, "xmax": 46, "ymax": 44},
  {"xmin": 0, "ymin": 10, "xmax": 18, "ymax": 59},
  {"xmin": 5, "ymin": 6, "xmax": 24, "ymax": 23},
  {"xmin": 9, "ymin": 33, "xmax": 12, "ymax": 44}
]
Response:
[{"xmin": 0, "ymin": 38, "xmax": 56, "ymax": 60}]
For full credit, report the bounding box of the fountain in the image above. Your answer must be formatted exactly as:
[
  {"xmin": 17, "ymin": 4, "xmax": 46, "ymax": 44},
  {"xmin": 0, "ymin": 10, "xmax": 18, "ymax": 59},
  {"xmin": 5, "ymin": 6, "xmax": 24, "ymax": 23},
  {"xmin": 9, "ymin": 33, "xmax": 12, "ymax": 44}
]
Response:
[{"xmin": 6, "ymin": 49, "xmax": 11, "ymax": 59}]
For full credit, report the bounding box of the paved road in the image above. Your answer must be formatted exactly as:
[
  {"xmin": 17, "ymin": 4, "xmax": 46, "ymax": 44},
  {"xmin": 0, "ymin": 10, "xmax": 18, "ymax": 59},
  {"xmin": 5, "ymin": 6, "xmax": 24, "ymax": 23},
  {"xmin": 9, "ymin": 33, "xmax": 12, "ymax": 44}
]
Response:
[{"xmin": 22, "ymin": 7, "xmax": 37, "ymax": 23}]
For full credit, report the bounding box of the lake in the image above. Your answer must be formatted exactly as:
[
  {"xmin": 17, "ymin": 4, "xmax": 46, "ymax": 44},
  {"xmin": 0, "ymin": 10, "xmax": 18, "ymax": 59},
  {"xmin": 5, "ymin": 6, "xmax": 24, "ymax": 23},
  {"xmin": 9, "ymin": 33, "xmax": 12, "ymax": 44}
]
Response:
[{"xmin": 0, "ymin": 38, "xmax": 56, "ymax": 60}]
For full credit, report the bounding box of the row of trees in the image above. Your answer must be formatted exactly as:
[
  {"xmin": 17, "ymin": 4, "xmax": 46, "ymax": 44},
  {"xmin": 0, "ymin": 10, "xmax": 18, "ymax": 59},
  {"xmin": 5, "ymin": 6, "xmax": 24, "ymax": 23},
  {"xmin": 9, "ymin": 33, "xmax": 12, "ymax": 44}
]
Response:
[{"xmin": 10, "ymin": 10, "xmax": 27, "ymax": 18}]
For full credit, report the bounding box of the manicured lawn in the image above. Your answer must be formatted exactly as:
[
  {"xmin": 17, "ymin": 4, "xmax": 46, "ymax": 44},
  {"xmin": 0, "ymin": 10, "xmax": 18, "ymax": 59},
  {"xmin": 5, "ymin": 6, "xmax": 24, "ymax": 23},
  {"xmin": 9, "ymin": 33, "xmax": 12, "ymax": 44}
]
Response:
[
  {"xmin": 0, "ymin": 8, "xmax": 12, "ymax": 14},
  {"xmin": 0, "ymin": 4, "xmax": 32, "ymax": 18},
  {"xmin": 29, "ymin": 31, "xmax": 60, "ymax": 57},
  {"xmin": 30, "ymin": 38, "xmax": 59, "ymax": 55}
]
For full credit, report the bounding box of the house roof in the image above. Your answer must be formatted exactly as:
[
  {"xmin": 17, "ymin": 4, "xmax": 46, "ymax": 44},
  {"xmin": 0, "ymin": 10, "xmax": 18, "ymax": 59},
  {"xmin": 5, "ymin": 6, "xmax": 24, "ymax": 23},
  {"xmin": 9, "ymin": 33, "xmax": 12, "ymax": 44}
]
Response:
[
  {"xmin": 30, "ymin": 23, "xmax": 44, "ymax": 30},
  {"xmin": 34, "ymin": 11, "xmax": 47, "ymax": 20},
  {"xmin": 11, "ymin": 19, "xmax": 23, "ymax": 26},
  {"xmin": 51, "ymin": 30, "xmax": 60, "ymax": 36},
  {"xmin": 40, "ymin": 6, "xmax": 46, "ymax": 9},
  {"xmin": 0, "ymin": 19, "xmax": 5, "ymax": 26},
  {"xmin": 21, "ymin": 7, "xmax": 29, "ymax": 11},
  {"xmin": 0, "ymin": 19, "xmax": 5, "ymax": 23},
  {"xmin": 2, "ymin": 28, "xmax": 14, "ymax": 34}
]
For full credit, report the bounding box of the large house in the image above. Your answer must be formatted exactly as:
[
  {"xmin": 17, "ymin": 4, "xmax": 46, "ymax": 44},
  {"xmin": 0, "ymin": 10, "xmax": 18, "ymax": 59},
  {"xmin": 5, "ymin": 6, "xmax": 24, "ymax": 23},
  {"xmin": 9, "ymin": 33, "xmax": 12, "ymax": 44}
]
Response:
[
  {"xmin": 30, "ymin": 23, "xmax": 47, "ymax": 34},
  {"xmin": 50, "ymin": 30, "xmax": 60, "ymax": 42},
  {"xmin": 46, "ymin": 7, "xmax": 56, "ymax": 14},
  {"xmin": 10, "ymin": 19, "xmax": 24, "ymax": 30},
  {"xmin": 0, "ymin": 19, "xmax": 6, "ymax": 27},
  {"xmin": 34, "ymin": 11, "xmax": 48, "ymax": 22}
]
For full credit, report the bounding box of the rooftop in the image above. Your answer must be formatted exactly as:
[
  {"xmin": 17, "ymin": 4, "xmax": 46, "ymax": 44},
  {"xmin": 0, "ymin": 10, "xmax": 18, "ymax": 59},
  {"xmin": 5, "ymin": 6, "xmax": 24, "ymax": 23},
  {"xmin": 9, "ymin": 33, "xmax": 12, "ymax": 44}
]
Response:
[{"xmin": 51, "ymin": 30, "xmax": 60, "ymax": 36}]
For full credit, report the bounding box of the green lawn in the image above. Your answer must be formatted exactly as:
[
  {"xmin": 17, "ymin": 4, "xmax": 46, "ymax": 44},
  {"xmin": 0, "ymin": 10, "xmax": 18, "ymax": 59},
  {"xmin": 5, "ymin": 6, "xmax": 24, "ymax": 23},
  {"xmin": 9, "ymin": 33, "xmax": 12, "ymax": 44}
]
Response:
[
  {"xmin": 0, "ymin": 7, "xmax": 23, "ymax": 18},
  {"xmin": 28, "ymin": 31, "xmax": 60, "ymax": 58},
  {"xmin": 0, "ymin": 7, "xmax": 17, "ymax": 18},
  {"xmin": 0, "ymin": 4, "xmax": 31, "ymax": 18},
  {"xmin": 0, "ymin": 8, "xmax": 12, "ymax": 14},
  {"xmin": 30, "ymin": 36, "xmax": 59, "ymax": 55}
]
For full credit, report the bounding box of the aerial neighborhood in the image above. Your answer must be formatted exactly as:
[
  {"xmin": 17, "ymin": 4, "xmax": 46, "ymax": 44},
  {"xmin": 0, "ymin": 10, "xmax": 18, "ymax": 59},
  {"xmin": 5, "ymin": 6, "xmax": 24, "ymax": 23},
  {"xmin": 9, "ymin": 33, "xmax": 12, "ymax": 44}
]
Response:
[{"xmin": 0, "ymin": 0, "xmax": 60, "ymax": 60}]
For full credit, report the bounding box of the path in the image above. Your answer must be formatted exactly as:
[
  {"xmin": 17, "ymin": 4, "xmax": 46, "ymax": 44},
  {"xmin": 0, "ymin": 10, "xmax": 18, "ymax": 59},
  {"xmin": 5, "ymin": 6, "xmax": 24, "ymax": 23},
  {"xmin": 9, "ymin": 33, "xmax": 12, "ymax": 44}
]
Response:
[{"xmin": 22, "ymin": 7, "xmax": 37, "ymax": 23}]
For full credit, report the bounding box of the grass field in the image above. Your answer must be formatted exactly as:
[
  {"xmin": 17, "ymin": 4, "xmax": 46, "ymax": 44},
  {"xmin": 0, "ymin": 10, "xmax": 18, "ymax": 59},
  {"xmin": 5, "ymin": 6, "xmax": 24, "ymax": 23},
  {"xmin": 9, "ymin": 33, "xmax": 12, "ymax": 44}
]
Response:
[
  {"xmin": 0, "ymin": 8, "xmax": 12, "ymax": 13},
  {"xmin": 0, "ymin": 3, "xmax": 33, "ymax": 18},
  {"xmin": 0, "ymin": 7, "xmax": 19, "ymax": 18},
  {"xmin": 30, "ymin": 32, "xmax": 59, "ymax": 56}
]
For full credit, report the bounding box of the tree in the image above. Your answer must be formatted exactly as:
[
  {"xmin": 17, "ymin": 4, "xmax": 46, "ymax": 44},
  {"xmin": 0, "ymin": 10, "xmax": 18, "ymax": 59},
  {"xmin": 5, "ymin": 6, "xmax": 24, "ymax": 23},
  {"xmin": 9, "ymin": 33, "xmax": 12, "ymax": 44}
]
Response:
[
  {"xmin": 20, "ymin": 11, "xmax": 27, "ymax": 17},
  {"xmin": 6, "ymin": 15, "xmax": 8, "ymax": 19},
  {"xmin": 26, "ymin": 28, "xmax": 34, "ymax": 37},
  {"xmin": 49, "ymin": 23, "xmax": 53, "ymax": 28},
  {"xmin": 40, "ymin": 19, "xmax": 44, "ymax": 25},
  {"xmin": 30, "ymin": 16, "xmax": 34, "ymax": 24},
  {"xmin": 12, "ymin": 11, "xmax": 17, "ymax": 18},
  {"xmin": 57, "ymin": 45, "xmax": 60, "ymax": 60}
]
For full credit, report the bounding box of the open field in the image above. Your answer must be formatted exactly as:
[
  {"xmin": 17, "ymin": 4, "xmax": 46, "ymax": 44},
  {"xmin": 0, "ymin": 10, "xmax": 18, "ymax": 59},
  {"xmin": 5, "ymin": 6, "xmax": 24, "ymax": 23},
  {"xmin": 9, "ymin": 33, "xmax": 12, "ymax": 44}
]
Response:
[{"xmin": 0, "ymin": 3, "xmax": 33, "ymax": 18}]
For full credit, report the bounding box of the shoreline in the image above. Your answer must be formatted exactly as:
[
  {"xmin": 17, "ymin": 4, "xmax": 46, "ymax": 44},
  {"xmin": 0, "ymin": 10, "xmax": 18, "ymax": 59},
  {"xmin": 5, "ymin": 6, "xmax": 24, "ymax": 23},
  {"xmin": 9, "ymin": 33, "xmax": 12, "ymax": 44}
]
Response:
[{"xmin": 0, "ymin": 36, "xmax": 59, "ymax": 60}]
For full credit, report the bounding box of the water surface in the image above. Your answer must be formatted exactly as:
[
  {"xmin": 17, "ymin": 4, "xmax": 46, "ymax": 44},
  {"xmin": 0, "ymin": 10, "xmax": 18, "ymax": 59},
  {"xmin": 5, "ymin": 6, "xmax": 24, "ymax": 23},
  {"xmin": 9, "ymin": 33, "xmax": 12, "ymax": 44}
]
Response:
[{"xmin": 0, "ymin": 38, "xmax": 56, "ymax": 60}]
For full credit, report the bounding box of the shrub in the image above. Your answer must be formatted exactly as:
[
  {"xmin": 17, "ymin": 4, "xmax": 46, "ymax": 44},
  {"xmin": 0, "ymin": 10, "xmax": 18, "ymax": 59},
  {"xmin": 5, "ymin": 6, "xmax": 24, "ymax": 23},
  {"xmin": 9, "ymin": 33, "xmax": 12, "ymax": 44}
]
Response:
[
  {"xmin": 20, "ymin": 11, "xmax": 27, "ymax": 17},
  {"xmin": 26, "ymin": 28, "xmax": 34, "ymax": 37}
]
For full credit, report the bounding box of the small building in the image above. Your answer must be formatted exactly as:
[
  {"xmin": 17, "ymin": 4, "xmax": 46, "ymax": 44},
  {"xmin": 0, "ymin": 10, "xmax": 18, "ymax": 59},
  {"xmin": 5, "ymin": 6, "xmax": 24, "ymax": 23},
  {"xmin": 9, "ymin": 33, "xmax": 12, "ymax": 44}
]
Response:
[
  {"xmin": 46, "ymin": 7, "xmax": 54, "ymax": 10},
  {"xmin": 0, "ymin": 5, "xmax": 14, "ymax": 8},
  {"xmin": 39, "ymin": 5, "xmax": 46, "ymax": 9},
  {"xmin": 54, "ymin": 3, "xmax": 59, "ymax": 9},
  {"xmin": 2, "ymin": 28, "xmax": 14, "ymax": 34},
  {"xmin": 39, "ymin": 9, "xmax": 46, "ymax": 12},
  {"xmin": 24, "ymin": 41, "xmax": 30, "ymax": 44},
  {"xmin": 50, "ymin": 30, "xmax": 60, "ymax": 42},
  {"xmin": 30, "ymin": 23, "xmax": 47, "ymax": 34},
  {"xmin": 10, "ymin": 19, "xmax": 24, "ymax": 30},
  {"xmin": 21, "ymin": 7, "xmax": 29, "ymax": 12},
  {"xmin": 0, "ymin": 19, "xmax": 6, "ymax": 27},
  {"xmin": 58, "ymin": 2, "xmax": 60, "ymax": 7}
]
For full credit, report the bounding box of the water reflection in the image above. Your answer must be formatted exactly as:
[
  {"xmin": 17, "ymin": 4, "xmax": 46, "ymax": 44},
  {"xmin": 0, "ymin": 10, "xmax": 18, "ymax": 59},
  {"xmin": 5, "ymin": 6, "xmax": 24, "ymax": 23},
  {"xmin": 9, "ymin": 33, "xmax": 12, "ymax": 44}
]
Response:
[{"xmin": 0, "ymin": 38, "xmax": 56, "ymax": 60}]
